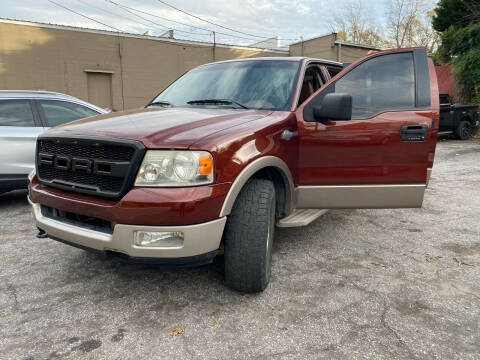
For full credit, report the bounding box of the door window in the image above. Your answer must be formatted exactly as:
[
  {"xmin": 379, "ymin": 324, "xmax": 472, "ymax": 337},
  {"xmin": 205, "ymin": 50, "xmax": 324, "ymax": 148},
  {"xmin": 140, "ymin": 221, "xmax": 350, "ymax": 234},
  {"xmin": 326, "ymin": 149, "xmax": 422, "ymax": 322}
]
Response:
[
  {"xmin": 38, "ymin": 100, "xmax": 100, "ymax": 127},
  {"xmin": 326, "ymin": 66, "xmax": 342, "ymax": 78},
  {"xmin": 0, "ymin": 100, "xmax": 36, "ymax": 127},
  {"xmin": 298, "ymin": 65, "xmax": 324, "ymax": 105},
  {"xmin": 334, "ymin": 53, "xmax": 415, "ymax": 119}
]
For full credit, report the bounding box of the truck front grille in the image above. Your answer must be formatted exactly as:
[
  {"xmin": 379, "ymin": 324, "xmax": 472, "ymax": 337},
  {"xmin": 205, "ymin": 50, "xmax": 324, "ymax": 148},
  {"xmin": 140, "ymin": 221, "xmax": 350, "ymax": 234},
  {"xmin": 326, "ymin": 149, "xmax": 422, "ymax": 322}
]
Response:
[{"xmin": 36, "ymin": 136, "xmax": 145, "ymax": 199}]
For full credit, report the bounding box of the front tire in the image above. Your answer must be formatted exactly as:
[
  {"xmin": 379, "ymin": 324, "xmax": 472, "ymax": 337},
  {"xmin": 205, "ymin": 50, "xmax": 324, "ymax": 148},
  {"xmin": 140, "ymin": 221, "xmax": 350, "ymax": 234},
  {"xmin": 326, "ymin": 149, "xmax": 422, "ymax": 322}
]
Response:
[
  {"xmin": 224, "ymin": 179, "xmax": 275, "ymax": 293},
  {"xmin": 454, "ymin": 120, "xmax": 472, "ymax": 140}
]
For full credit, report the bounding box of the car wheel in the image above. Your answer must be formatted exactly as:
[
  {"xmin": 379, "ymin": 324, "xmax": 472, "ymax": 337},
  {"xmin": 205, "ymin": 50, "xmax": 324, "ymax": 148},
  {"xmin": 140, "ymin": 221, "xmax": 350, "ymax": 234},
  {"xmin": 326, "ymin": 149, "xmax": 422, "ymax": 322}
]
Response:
[
  {"xmin": 224, "ymin": 179, "xmax": 275, "ymax": 293},
  {"xmin": 454, "ymin": 120, "xmax": 472, "ymax": 140}
]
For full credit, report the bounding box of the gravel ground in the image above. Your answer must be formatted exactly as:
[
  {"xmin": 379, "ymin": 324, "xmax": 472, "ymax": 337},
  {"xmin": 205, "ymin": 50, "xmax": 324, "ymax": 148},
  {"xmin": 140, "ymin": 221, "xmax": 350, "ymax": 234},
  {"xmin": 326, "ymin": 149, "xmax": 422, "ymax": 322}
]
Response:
[{"xmin": 1, "ymin": 139, "xmax": 479, "ymax": 360}]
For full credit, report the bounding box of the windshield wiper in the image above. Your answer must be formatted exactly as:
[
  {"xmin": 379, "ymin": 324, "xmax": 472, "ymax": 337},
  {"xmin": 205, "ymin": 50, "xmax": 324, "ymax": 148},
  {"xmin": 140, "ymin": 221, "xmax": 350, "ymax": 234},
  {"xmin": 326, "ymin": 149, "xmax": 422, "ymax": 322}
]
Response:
[
  {"xmin": 187, "ymin": 99, "xmax": 249, "ymax": 109},
  {"xmin": 146, "ymin": 101, "xmax": 172, "ymax": 108}
]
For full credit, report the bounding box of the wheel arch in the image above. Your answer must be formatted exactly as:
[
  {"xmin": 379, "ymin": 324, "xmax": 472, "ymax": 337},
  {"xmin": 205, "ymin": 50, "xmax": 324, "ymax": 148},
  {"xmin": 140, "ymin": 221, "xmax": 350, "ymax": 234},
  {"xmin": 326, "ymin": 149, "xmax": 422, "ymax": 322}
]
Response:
[
  {"xmin": 219, "ymin": 156, "xmax": 294, "ymax": 218},
  {"xmin": 461, "ymin": 115, "xmax": 473, "ymax": 124}
]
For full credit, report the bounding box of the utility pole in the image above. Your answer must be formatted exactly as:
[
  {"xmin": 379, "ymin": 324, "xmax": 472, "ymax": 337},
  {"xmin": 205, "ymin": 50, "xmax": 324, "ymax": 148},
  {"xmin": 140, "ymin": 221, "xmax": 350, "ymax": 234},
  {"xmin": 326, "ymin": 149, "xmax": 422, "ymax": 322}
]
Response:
[
  {"xmin": 118, "ymin": 37, "xmax": 125, "ymax": 111},
  {"xmin": 300, "ymin": 35, "xmax": 304, "ymax": 56},
  {"xmin": 212, "ymin": 31, "xmax": 216, "ymax": 62}
]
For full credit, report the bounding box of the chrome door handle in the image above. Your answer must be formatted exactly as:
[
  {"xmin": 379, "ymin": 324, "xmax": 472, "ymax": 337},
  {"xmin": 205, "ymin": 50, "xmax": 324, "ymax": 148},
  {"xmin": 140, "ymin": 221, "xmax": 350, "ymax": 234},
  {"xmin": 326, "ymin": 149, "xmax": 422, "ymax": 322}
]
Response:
[{"xmin": 281, "ymin": 130, "xmax": 298, "ymax": 141}]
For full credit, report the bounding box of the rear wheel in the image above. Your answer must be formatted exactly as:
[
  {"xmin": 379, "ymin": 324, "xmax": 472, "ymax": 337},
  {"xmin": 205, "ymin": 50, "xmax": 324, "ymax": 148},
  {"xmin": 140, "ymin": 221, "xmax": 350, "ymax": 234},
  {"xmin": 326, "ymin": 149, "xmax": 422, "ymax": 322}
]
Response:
[
  {"xmin": 224, "ymin": 179, "xmax": 275, "ymax": 293},
  {"xmin": 454, "ymin": 120, "xmax": 472, "ymax": 140}
]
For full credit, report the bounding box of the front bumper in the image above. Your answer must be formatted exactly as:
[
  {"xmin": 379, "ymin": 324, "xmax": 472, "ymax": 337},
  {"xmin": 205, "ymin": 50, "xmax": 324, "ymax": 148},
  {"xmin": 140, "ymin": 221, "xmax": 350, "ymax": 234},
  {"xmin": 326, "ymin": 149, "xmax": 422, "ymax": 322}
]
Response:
[
  {"xmin": 29, "ymin": 198, "xmax": 226, "ymax": 263},
  {"xmin": 29, "ymin": 176, "xmax": 231, "ymax": 226}
]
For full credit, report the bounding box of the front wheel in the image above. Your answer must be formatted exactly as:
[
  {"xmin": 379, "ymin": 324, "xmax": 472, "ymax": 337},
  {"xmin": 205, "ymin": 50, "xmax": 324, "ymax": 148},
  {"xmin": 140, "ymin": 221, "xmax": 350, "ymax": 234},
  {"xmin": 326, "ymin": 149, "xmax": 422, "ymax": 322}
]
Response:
[
  {"xmin": 224, "ymin": 179, "xmax": 275, "ymax": 293},
  {"xmin": 454, "ymin": 120, "xmax": 472, "ymax": 140}
]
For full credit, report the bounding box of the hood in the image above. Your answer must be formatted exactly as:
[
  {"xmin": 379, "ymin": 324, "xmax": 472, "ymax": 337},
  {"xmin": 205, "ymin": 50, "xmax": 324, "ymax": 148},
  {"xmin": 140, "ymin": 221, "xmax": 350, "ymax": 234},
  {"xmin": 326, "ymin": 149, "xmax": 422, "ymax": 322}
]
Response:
[{"xmin": 46, "ymin": 107, "xmax": 272, "ymax": 148}]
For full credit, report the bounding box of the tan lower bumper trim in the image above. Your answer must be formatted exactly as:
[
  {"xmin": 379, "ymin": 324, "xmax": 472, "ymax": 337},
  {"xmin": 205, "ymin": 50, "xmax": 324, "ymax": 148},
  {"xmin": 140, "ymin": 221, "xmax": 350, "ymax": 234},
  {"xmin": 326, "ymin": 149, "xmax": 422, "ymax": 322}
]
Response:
[{"xmin": 29, "ymin": 198, "xmax": 226, "ymax": 258}]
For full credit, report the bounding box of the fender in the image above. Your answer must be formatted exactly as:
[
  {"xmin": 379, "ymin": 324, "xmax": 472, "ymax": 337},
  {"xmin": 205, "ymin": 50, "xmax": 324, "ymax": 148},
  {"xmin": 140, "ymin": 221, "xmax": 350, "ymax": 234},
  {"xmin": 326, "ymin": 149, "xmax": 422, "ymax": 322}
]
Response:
[{"xmin": 219, "ymin": 156, "xmax": 294, "ymax": 217}]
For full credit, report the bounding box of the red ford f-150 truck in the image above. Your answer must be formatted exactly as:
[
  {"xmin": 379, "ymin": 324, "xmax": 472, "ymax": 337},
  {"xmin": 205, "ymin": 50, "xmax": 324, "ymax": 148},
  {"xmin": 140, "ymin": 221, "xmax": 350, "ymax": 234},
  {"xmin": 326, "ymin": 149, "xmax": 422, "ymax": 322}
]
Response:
[{"xmin": 29, "ymin": 48, "xmax": 439, "ymax": 292}]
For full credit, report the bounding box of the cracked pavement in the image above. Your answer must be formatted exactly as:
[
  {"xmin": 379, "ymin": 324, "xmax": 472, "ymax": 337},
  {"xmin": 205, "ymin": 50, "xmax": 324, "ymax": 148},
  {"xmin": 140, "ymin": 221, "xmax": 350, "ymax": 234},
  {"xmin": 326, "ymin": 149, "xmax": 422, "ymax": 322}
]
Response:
[{"xmin": 1, "ymin": 139, "xmax": 479, "ymax": 359}]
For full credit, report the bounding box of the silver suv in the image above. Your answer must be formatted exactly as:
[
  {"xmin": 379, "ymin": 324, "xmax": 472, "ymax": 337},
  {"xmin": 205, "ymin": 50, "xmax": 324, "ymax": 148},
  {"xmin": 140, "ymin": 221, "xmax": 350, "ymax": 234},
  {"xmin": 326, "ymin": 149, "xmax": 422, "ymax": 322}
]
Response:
[{"xmin": 0, "ymin": 90, "xmax": 106, "ymax": 194}]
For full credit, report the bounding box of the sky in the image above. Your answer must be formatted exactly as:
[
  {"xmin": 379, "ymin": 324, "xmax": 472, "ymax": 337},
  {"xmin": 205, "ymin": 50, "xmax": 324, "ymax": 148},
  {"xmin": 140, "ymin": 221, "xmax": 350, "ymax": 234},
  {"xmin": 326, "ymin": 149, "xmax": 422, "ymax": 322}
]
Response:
[{"xmin": 0, "ymin": 0, "xmax": 389, "ymax": 47}]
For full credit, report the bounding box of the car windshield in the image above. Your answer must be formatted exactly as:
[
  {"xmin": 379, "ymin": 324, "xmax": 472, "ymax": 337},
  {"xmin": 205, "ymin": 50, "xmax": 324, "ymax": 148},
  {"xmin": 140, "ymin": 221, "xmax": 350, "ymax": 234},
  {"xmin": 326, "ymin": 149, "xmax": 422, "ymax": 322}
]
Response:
[{"xmin": 150, "ymin": 60, "xmax": 300, "ymax": 111}]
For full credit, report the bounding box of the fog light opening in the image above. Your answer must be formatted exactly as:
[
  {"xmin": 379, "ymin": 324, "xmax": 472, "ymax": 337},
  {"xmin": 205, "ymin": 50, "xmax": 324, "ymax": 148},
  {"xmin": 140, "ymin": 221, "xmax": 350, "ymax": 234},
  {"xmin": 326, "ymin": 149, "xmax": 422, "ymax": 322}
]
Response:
[{"xmin": 134, "ymin": 231, "xmax": 184, "ymax": 248}]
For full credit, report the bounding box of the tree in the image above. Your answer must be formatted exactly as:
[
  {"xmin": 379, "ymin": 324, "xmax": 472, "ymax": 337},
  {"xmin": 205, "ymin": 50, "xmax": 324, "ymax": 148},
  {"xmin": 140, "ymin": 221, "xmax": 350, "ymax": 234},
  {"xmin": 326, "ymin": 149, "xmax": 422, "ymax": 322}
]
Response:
[
  {"xmin": 329, "ymin": 0, "xmax": 385, "ymax": 48},
  {"xmin": 432, "ymin": 0, "xmax": 480, "ymax": 31},
  {"xmin": 329, "ymin": 0, "xmax": 439, "ymax": 52},
  {"xmin": 385, "ymin": 0, "xmax": 438, "ymax": 53},
  {"xmin": 433, "ymin": 0, "xmax": 480, "ymax": 102},
  {"xmin": 387, "ymin": 0, "xmax": 423, "ymax": 48}
]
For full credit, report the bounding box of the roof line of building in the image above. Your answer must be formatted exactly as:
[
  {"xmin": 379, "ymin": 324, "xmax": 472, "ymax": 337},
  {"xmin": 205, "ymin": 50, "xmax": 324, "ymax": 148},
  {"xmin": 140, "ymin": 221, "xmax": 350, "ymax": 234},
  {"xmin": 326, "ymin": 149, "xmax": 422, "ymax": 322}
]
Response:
[
  {"xmin": 288, "ymin": 32, "xmax": 334, "ymax": 45},
  {"xmin": 289, "ymin": 32, "xmax": 379, "ymax": 50},
  {"xmin": 0, "ymin": 17, "xmax": 289, "ymax": 54},
  {"xmin": 334, "ymin": 40, "xmax": 379, "ymax": 50}
]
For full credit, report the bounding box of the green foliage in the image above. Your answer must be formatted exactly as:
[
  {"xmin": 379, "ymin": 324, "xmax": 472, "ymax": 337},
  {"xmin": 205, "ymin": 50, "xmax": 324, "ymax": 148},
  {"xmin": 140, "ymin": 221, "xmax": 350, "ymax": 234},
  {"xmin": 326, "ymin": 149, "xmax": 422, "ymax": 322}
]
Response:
[
  {"xmin": 432, "ymin": 0, "xmax": 474, "ymax": 32},
  {"xmin": 433, "ymin": 0, "xmax": 480, "ymax": 103},
  {"xmin": 439, "ymin": 23, "xmax": 480, "ymax": 57},
  {"xmin": 452, "ymin": 46, "xmax": 480, "ymax": 102}
]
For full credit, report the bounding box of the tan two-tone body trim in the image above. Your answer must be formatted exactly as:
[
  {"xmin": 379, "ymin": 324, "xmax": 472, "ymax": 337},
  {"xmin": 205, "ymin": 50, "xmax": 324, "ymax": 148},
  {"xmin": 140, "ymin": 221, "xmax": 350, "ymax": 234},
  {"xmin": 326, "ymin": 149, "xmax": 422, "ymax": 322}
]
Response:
[
  {"xmin": 295, "ymin": 184, "xmax": 427, "ymax": 209},
  {"xmin": 29, "ymin": 198, "xmax": 227, "ymax": 258},
  {"xmin": 426, "ymin": 168, "xmax": 432, "ymax": 187}
]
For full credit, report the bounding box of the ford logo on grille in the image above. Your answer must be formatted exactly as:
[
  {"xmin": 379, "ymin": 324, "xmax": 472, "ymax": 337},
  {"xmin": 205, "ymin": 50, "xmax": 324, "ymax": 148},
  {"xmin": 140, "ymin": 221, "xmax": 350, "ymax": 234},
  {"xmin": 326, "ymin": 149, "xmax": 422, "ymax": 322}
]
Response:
[
  {"xmin": 36, "ymin": 136, "xmax": 144, "ymax": 199},
  {"xmin": 38, "ymin": 152, "xmax": 120, "ymax": 176}
]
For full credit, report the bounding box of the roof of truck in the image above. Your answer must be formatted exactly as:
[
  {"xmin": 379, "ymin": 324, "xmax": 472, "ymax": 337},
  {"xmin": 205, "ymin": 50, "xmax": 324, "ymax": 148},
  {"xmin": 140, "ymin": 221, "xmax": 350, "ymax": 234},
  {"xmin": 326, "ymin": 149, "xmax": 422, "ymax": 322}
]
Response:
[{"xmin": 201, "ymin": 56, "xmax": 343, "ymax": 67}]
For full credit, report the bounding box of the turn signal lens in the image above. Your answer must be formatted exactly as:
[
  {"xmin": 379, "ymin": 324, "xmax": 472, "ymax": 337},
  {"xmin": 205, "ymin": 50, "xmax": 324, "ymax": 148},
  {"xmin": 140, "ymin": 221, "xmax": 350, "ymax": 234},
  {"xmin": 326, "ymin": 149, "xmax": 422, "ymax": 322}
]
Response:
[{"xmin": 199, "ymin": 154, "xmax": 213, "ymax": 175}]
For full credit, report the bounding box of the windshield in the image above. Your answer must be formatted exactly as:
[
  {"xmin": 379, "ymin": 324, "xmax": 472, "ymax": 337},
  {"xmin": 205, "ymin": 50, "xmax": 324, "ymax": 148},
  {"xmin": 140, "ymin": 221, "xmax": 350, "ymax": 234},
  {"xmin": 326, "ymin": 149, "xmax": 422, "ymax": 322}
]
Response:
[{"xmin": 150, "ymin": 60, "xmax": 300, "ymax": 111}]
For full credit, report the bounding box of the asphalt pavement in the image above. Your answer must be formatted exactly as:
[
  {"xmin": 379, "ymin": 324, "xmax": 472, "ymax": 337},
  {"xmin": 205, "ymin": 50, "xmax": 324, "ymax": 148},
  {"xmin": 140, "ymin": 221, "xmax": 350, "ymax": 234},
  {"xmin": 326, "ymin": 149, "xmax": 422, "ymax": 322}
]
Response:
[{"xmin": 1, "ymin": 139, "xmax": 479, "ymax": 359}]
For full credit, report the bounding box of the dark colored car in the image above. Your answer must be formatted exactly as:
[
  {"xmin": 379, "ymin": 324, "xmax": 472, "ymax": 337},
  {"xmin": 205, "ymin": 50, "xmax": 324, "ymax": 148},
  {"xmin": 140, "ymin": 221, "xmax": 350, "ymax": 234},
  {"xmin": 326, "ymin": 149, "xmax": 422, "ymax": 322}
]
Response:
[
  {"xmin": 28, "ymin": 48, "xmax": 439, "ymax": 292},
  {"xmin": 439, "ymin": 93, "xmax": 479, "ymax": 140}
]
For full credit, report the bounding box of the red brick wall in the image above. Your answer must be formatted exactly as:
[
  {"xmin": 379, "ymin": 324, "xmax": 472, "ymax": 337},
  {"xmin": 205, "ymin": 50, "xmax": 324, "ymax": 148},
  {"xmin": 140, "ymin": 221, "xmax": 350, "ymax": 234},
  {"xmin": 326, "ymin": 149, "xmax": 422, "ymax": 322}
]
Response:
[{"xmin": 435, "ymin": 65, "xmax": 456, "ymax": 101}]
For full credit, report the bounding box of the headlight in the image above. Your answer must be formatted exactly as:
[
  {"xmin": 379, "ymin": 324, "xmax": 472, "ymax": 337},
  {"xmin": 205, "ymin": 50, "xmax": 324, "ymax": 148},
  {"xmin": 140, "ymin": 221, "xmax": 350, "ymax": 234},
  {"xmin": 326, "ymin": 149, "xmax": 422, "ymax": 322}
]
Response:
[{"xmin": 135, "ymin": 150, "xmax": 214, "ymax": 187}]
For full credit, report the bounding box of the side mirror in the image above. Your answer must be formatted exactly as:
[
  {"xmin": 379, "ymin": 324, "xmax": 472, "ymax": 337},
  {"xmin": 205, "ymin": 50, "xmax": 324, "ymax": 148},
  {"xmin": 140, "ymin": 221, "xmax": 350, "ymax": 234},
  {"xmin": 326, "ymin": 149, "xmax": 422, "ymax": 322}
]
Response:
[{"xmin": 313, "ymin": 93, "xmax": 352, "ymax": 121}]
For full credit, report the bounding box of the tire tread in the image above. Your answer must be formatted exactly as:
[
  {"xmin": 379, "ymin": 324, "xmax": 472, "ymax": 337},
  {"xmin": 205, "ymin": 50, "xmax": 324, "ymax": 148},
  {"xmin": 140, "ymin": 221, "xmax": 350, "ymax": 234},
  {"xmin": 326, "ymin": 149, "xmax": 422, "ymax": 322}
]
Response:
[{"xmin": 224, "ymin": 179, "xmax": 275, "ymax": 292}]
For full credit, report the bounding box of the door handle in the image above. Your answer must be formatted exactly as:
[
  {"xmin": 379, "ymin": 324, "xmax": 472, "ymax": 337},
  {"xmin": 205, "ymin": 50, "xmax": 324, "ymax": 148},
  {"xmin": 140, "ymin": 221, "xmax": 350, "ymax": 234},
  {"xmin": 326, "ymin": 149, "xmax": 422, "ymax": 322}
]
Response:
[
  {"xmin": 281, "ymin": 129, "xmax": 298, "ymax": 141},
  {"xmin": 401, "ymin": 125, "xmax": 428, "ymax": 142}
]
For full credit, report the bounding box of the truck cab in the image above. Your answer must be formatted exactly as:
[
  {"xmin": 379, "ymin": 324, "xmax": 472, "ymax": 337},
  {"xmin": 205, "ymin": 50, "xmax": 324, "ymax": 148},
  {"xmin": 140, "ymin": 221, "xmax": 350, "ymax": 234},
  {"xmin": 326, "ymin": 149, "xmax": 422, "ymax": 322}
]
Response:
[{"xmin": 29, "ymin": 48, "xmax": 439, "ymax": 292}]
